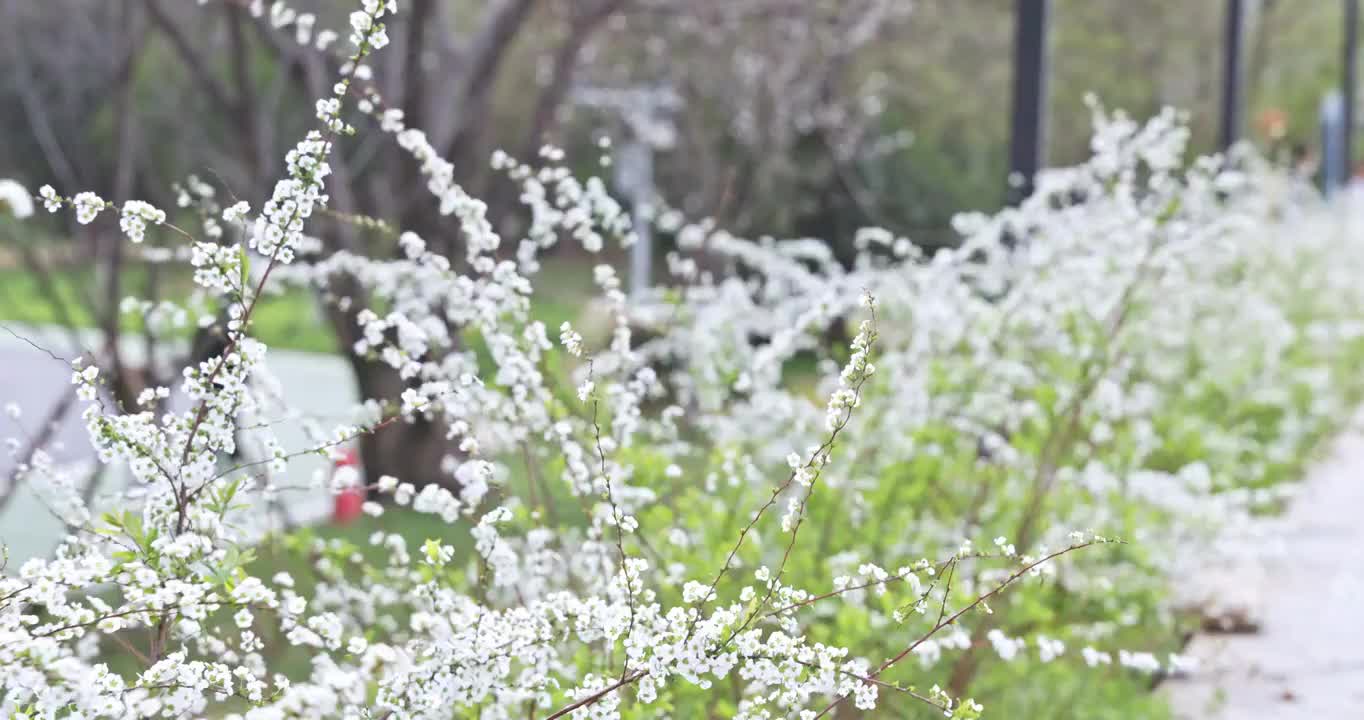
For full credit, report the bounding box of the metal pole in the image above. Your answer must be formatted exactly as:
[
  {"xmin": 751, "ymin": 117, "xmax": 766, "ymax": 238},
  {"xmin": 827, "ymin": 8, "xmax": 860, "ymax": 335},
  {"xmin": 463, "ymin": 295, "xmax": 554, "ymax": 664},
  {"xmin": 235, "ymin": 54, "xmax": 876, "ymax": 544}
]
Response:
[
  {"xmin": 1219, "ymin": 0, "xmax": 1245, "ymax": 151},
  {"xmin": 1007, "ymin": 0, "xmax": 1050, "ymax": 206},
  {"xmin": 1322, "ymin": 91, "xmax": 1345, "ymax": 196},
  {"xmin": 629, "ymin": 146, "xmax": 654, "ymax": 299},
  {"xmin": 1345, "ymin": 0, "xmax": 1358, "ymax": 185},
  {"xmin": 617, "ymin": 139, "xmax": 655, "ymax": 298}
]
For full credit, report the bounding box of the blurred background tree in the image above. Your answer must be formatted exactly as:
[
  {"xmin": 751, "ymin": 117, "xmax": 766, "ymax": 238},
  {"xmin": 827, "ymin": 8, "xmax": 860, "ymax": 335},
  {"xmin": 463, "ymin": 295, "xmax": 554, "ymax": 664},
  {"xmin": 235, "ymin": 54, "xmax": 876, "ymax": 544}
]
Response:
[{"xmin": 2, "ymin": 1, "xmax": 1347, "ymax": 249}]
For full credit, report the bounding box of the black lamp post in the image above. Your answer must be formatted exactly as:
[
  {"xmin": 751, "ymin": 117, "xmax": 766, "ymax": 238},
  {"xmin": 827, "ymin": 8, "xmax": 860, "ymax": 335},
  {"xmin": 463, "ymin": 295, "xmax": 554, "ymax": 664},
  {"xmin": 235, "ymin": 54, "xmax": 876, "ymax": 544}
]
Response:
[
  {"xmin": 1344, "ymin": 0, "xmax": 1358, "ymax": 183},
  {"xmin": 1219, "ymin": 0, "xmax": 1244, "ymax": 151},
  {"xmin": 1007, "ymin": 0, "xmax": 1050, "ymax": 206}
]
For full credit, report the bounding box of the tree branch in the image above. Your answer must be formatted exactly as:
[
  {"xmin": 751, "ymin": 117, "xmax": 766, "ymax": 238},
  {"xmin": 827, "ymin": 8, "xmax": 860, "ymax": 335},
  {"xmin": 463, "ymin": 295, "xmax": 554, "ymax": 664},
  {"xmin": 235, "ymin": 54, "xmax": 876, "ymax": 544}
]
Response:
[
  {"xmin": 518, "ymin": 0, "xmax": 627, "ymax": 159},
  {"xmin": 143, "ymin": 0, "xmax": 236, "ymax": 115},
  {"xmin": 434, "ymin": 0, "xmax": 540, "ymax": 155}
]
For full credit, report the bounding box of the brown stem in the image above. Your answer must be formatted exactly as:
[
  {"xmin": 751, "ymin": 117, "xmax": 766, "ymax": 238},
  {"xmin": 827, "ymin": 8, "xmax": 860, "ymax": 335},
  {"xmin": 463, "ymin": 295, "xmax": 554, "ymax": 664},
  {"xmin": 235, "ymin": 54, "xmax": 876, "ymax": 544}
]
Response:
[{"xmin": 815, "ymin": 542, "xmax": 1103, "ymax": 719}]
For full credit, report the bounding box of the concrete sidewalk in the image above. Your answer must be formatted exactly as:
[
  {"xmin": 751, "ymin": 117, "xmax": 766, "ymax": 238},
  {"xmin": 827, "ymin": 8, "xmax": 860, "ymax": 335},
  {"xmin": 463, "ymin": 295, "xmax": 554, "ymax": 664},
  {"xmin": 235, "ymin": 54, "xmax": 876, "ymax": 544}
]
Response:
[
  {"xmin": 1165, "ymin": 425, "xmax": 1364, "ymax": 718},
  {"xmin": 0, "ymin": 325, "xmax": 357, "ymax": 563}
]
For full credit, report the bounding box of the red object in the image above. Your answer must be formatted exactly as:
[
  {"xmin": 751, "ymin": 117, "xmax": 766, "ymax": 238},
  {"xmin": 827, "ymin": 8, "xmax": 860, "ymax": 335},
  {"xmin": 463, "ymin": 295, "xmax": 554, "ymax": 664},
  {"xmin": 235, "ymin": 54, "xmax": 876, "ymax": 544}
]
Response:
[
  {"xmin": 1256, "ymin": 108, "xmax": 1287, "ymax": 141},
  {"xmin": 331, "ymin": 448, "xmax": 366, "ymax": 524}
]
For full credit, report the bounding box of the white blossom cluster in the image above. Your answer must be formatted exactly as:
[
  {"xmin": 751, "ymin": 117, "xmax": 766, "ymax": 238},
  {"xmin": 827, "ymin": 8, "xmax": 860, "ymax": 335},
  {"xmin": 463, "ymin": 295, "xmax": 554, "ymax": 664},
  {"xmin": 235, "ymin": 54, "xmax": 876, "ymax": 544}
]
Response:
[
  {"xmin": 196, "ymin": 0, "xmax": 340, "ymax": 52},
  {"xmin": 6, "ymin": 2, "xmax": 1364, "ymax": 719},
  {"xmin": 0, "ymin": 178, "xmax": 33, "ymax": 219}
]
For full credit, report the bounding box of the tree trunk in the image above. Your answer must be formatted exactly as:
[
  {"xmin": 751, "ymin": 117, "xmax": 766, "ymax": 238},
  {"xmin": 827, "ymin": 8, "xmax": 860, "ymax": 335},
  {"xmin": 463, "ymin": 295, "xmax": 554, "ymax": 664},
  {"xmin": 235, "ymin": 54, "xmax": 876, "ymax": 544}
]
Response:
[
  {"xmin": 323, "ymin": 273, "xmax": 456, "ymax": 489},
  {"xmin": 353, "ymin": 360, "xmax": 454, "ymax": 490}
]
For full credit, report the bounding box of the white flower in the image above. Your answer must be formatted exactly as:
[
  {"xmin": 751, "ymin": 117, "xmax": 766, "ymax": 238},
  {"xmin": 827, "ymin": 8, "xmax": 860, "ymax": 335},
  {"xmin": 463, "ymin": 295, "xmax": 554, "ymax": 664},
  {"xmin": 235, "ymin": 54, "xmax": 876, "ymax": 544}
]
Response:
[
  {"xmin": 119, "ymin": 200, "xmax": 167, "ymax": 243},
  {"xmin": 349, "ymin": 10, "xmax": 372, "ymax": 34},
  {"xmin": 0, "ymin": 179, "xmax": 34, "ymax": 219},
  {"xmin": 559, "ymin": 322, "xmax": 584, "ymax": 357},
  {"xmin": 72, "ymin": 192, "xmax": 106, "ymax": 224},
  {"xmin": 369, "ymin": 25, "xmax": 389, "ymax": 49},
  {"xmin": 223, "ymin": 201, "xmax": 251, "ymax": 225},
  {"xmin": 39, "ymin": 184, "xmax": 62, "ymax": 213}
]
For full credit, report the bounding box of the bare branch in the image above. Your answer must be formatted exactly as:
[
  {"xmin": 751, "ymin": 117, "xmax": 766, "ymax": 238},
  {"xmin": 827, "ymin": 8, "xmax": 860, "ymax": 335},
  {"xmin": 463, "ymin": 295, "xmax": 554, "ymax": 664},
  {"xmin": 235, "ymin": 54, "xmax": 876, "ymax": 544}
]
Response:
[
  {"xmin": 143, "ymin": 0, "xmax": 236, "ymax": 115},
  {"xmin": 519, "ymin": 0, "xmax": 628, "ymax": 158},
  {"xmin": 433, "ymin": 0, "xmax": 540, "ymax": 155},
  {"xmin": 0, "ymin": 388, "xmax": 78, "ymax": 516},
  {"xmin": 2, "ymin": 0, "xmax": 82, "ymax": 190}
]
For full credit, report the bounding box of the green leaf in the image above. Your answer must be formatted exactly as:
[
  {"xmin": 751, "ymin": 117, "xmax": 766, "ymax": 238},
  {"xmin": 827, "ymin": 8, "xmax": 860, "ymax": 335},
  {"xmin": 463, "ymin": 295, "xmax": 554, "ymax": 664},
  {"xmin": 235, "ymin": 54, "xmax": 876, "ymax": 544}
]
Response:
[{"xmin": 239, "ymin": 244, "xmax": 251, "ymax": 294}]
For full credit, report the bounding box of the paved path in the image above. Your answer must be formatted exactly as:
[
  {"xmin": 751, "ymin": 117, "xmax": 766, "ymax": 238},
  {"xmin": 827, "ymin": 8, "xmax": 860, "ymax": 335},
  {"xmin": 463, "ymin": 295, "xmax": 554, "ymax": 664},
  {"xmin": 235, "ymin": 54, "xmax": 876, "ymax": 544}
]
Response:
[
  {"xmin": 1165, "ymin": 423, "xmax": 1364, "ymax": 718},
  {"xmin": 0, "ymin": 325, "xmax": 356, "ymax": 564}
]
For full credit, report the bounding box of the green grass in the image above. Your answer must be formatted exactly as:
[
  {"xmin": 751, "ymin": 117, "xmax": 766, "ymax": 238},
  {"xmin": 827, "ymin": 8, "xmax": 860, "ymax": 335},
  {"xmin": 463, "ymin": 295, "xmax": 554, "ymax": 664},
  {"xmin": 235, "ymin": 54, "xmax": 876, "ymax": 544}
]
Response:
[
  {"xmin": 0, "ymin": 253, "xmax": 602, "ymax": 355},
  {"xmin": 0, "ymin": 262, "xmax": 338, "ymax": 352},
  {"xmin": 245, "ymin": 289, "xmax": 339, "ymax": 353},
  {"xmin": 0, "ymin": 263, "xmax": 108, "ymax": 329},
  {"xmin": 253, "ymin": 506, "xmax": 472, "ymax": 588}
]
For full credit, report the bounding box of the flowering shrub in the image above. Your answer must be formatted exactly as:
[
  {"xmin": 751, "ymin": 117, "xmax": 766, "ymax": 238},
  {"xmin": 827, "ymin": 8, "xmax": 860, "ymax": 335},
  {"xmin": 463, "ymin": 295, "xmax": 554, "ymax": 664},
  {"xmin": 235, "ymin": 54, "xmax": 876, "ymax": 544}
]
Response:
[{"xmin": 4, "ymin": 2, "xmax": 1364, "ymax": 719}]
